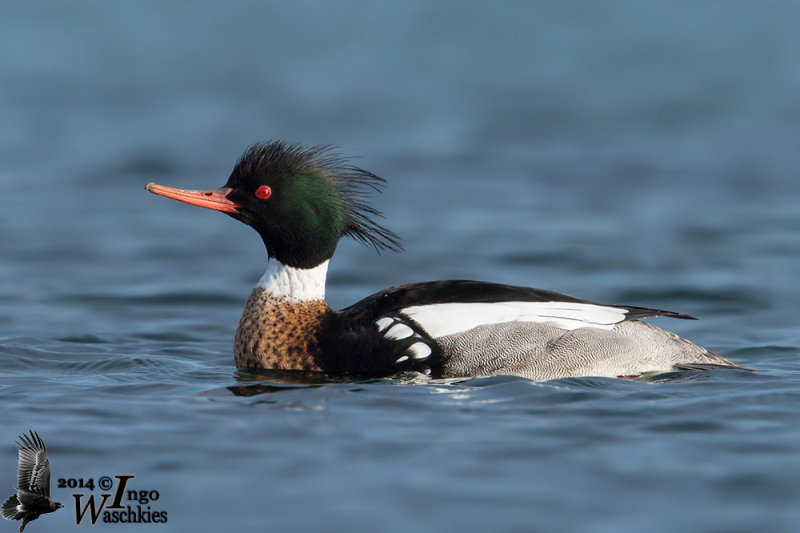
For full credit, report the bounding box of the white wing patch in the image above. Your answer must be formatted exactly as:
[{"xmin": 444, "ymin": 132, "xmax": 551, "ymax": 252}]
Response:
[
  {"xmin": 375, "ymin": 317, "xmax": 394, "ymax": 332},
  {"xmin": 407, "ymin": 342, "xmax": 432, "ymax": 359},
  {"xmin": 400, "ymin": 301, "xmax": 629, "ymax": 339},
  {"xmin": 373, "ymin": 317, "xmax": 435, "ymax": 365},
  {"xmin": 385, "ymin": 323, "xmax": 414, "ymax": 340}
]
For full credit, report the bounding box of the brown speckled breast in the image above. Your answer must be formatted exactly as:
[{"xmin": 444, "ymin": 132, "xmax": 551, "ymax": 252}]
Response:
[{"xmin": 234, "ymin": 287, "xmax": 331, "ymax": 370}]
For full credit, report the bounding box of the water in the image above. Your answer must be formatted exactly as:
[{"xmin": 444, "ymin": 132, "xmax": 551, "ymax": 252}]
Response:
[{"xmin": 2, "ymin": 1, "xmax": 800, "ymax": 531}]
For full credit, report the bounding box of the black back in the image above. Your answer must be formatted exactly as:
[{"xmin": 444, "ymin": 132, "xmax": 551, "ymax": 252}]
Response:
[{"xmin": 339, "ymin": 280, "xmax": 695, "ymax": 323}]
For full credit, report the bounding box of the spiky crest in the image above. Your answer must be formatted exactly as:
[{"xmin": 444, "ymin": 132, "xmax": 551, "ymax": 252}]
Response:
[{"xmin": 233, "ymin": 141, "xmax": 403, "ymax": 254}]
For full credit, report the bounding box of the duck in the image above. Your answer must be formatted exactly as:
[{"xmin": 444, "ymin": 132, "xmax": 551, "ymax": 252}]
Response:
[{"xmin": 145, "ymin": 140, "xmax": 747, "ymax": 381}]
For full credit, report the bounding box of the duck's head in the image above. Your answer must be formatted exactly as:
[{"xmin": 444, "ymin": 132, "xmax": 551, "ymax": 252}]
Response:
[{"xmin": 146, "ymin": 141, "xmax": 402, "ymax": 268}]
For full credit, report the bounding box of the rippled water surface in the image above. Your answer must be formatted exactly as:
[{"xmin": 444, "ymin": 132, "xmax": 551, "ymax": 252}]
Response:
[{"xmin": 2, "ymin": 2, "xmax": 800, "ymax": 532}]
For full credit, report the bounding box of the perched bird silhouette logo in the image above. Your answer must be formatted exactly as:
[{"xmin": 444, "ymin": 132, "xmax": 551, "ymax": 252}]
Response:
[{"xmin": 1, "ymin": 431, "xmax": 63, "ymax": 532}]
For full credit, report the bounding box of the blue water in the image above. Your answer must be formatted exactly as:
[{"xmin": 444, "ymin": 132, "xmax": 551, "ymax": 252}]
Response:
[{"xmin": 2, "ymin": 1, "xmax": 800, "ymax": 532}]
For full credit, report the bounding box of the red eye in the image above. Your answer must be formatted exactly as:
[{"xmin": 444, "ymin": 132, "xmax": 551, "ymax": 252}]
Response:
[{"xmin": 255, "ymin": 185, "xmax": 272, "ymax": 199}]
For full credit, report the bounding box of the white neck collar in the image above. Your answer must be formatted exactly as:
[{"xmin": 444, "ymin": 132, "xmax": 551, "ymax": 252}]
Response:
[{"xmin": 256, "ymin": 257, "xmax": 329, "ymax": 302}]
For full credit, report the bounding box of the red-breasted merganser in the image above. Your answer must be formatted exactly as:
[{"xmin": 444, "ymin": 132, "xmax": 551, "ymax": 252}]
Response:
[{"xmin": 146, "ymin": 141, "xmax": 747, "ymax": 380}]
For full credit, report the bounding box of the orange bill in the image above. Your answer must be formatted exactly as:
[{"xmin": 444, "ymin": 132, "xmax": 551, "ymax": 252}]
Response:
[{"xmin": 146, "ymin": 183, "xmax": 241, "ymax": 214}]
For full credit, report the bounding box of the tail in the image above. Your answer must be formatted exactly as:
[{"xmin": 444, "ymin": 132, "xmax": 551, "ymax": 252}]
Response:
[
  {"xmin": 2, "ymin": 494, "xmax": 22, "ymax": 520},
  {"xmin": 675, "ymin": 347, "xmax": 755, "ymax": 372}
]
